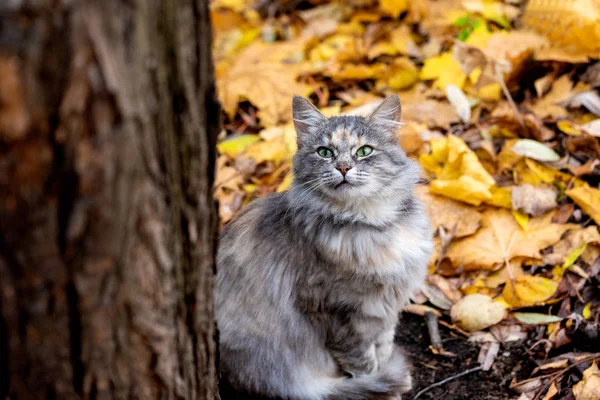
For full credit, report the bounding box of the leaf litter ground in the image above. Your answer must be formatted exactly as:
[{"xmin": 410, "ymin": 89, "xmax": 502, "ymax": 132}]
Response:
[{"xmin": 212, "ymin": 0, "xmax": 600, "ymax": 398}]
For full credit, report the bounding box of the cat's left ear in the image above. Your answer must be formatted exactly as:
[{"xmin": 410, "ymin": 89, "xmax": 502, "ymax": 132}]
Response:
[
  {"xmin": 292, "ymin": 95, "xmax": 327, "ymax": 148},
  {"xmin": 367, "ymin": 94, "xmax": 402, "ymax": 139}
]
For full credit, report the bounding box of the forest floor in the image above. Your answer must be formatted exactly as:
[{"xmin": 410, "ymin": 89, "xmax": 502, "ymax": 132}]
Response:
[{"xmin": 211, "ymin": 0, "xmax": 600, "ymax": 399}]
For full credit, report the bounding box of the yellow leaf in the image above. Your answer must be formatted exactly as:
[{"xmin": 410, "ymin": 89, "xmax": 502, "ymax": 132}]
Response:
[
  {"xmin": 420, "ymin": 52, "xmax": 467, "ymax": 90},
  {"xmin": 523, "ymin": 0, "xmax": 600, "ymax": 59},
  {"xmin": 326, "ymin": 63, "xmax": 386, "ymax": 80},
  {"xmin": 276, "ymin": 172, "xmax": 294, "ymax": 192},
  {"xmin": 446, "ymin": 209, "xmax": 577, "ymax": 270},
  {"xmin": 567, "ymin": 185, "xmax": 600, "ymax": 225},
  {"xmin": 218, "ymin": 40, "xmax": 312, "ymax": 127},
  {"xmin": 553, "ymin": 242, "xmax": 588, "ymax": 278},
  {"xmin": 415, "ymin": 186, "xmax": 482, "ymax": 238},
  {"xmin": 543, "ymin": 226, "xmax": 600, "ymax": 266},
  {"xmin": 379, "ymin": 0, "xmax": 409, "ymax": 18},
  {"xmin": 211, "ymin": 0, "xmax": 249, "ymax": 13},
  {"xmin": 583, "ymin": 302, "xmax": 593, "ymax": 320},
  {"xmin": 573, "ymin": 362, "xmax": 600, "ymax": 400},
  {"xmin": 367, "ymin": 42, "xmax": 398, "ymax": 60},
  {"xmin": 512, "ymin": 210, "xmax": 529, "ymax": 231},
  {"xmin": 485, "ymin": 186, "xmax": 513, "ymax": 209},
  {"xmin": 390, "ymin": 25, "xmax": 416, "ymax": 55},
  {"xmin": 245, "ymin": 137, "xmax": 291, "ymax": 164},
  {"xmin": 376, "ymin": 57, "xmax": 418, "ymax": 90},
  {"xmin": 430, "ymin": 177, "xmax": 493, "ymax": 206},
  {"xmin": 217, "ymin": 134, "xmax": 260, "ymax": 157},
  {"xmin": 557, "ymin": 120, "xmax": 583, "ymax": 136},
  {"xmin": 503, "ymin": 275, "xmax": 558, "ymax": 308},
  {"xmin": 477, "ymin": 83, "xmax": 502, "ymax": 101},
  {"xmin": 515, "ymin": 159, "xmax": 587, "ymax": 189},
  {"xmin": 423, "ymin": 134, "xmax": 496, "ymax": 205},
  {"xmin": 465, "ymin": 22, "xmax": 493, "ymax": 49}
]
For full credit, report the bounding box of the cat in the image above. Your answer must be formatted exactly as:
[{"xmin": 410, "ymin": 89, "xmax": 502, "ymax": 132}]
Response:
[{"xmin": 216, "ymin": 94, "xmax": 433, "ymax": 400}]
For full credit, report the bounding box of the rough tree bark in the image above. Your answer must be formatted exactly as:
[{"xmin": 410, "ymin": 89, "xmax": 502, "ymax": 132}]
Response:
[{"xmin": 0, "ymin": 0, "xmax": 220, "ymax": 399}]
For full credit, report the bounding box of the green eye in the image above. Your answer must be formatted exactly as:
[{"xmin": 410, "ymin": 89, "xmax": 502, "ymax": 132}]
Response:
[
  {"xmin": 317, "ymin": 147, "xmax": 334, "ymax": 158},
  {"xmin": 356, "ymin": 145, "xmax": 373, "ymax": 157}
]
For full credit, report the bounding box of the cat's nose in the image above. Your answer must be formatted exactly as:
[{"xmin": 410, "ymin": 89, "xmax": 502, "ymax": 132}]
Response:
[{"xmin": 336, "ymin": 165, "xmax": 352, "ymax": 176}]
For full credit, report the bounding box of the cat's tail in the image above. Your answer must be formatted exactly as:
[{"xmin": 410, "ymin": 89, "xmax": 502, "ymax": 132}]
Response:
[{"xmin": 327, "ymin": 348, "xmax": 412, "ymax": 400}]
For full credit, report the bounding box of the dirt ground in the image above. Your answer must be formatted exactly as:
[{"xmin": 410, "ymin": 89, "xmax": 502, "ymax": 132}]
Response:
[{"xmin": 397, "ymin": 314, "xmax": 533, "ymax": 400}]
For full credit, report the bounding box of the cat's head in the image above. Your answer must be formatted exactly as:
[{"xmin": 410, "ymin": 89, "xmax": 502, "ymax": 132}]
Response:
[{"xmin": 291, "ymin": 94, "xmax": 419, "ymax": 202}]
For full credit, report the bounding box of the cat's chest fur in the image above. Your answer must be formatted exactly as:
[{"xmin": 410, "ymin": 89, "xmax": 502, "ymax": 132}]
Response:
[{"xmin": 312, "ymin": 213, "xmax": 431, "ymax": 282}]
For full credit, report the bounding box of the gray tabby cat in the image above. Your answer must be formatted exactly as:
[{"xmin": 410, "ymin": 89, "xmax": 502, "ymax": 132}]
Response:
[{"xmin": 216, "ymin": 94, "xmax": 433, "ymax": 400}]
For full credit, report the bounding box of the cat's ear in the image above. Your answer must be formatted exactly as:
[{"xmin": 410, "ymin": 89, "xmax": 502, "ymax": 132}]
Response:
[
  {"xmin": 292, "ymin": 96, "xmax": 327, "ymax": 147},
  {"xmin": 367, "ymin": 94, "xmax": 402, "ymax": 139}
]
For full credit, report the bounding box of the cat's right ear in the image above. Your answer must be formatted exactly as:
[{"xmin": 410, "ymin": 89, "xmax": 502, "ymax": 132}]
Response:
[{"xmin": 292, "ymin": 96, "xmax": 327, "ymax": 148}]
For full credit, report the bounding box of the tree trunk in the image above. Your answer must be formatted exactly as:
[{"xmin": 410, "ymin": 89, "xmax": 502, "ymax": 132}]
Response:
[{"xmin": 0, "ymin": 1, "xmax": 220, "ymax": 399}]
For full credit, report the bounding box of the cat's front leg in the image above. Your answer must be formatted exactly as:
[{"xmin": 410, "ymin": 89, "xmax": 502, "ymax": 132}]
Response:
[
  {"xmin": 375, "ymin": 327, "xmax": 395, "ymax": 367},
  {"xmin": 326, "ymin": 314, "xmax": 379, "ymax": 377}
]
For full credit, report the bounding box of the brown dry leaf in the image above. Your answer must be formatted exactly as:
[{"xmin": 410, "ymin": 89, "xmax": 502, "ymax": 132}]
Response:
[
  {"xmin": 511, "ymin": 184, "xmax": 558, "ymax": 217},
  {"xmin": 543, "ymin": 226, "xmax": 600, "ymax": 266},
  {"xmin": 217, "ymin": 40, "xmax": 312, "ymax": 126},
  {"xmin": 573, "ymin": 362, "xmax": 600, "ymax": 400},
  {"xmin": 567, "ymin": 185, "xmax": 600, "ymax": 225},
  {"xmin": 542, "ymin": 381, "xmax": 559, "ymax": 400},
  {"xmin": 523, "ymin": 0, "xmax": 600, "ymax": 60},
  {"xmin": 445, "ymin": 209, "xmax": 577, "ymax": 270},
  {"xmin": 529, "ymin": 75, "xmax": 576, "ymax": 119},
  {"xmin": 415, "ymin": 186, "xmax": 482, "ymax": 238}
]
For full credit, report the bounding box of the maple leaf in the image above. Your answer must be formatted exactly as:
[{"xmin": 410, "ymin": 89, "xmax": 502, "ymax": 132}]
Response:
[
  {"xmin": 217, "ymin": 40, "xmax": 312, "ymax": 127},
  {"xmin": 566, "ymin": 185, "xmax": 600, "ymax": 225},
  {"xmin": 502, "ymin": 275, "xmax": 558, "ymax": 308},
  {"xmin": 573, "ymin": 362, "xmax": 600, "ymax": 400},
  {"xmin": 415, "ymin": 186, "xmax": 482, "ymax": 238},
  {"xmin": 445, "ymin": 209, "xmax": 577, "ymax": 270}
]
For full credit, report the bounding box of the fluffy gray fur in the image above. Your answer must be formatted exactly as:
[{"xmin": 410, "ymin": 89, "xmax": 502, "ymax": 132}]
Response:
[{"xmin": 216, "ymin": 94, "xmax": 433, "ymax": 400}]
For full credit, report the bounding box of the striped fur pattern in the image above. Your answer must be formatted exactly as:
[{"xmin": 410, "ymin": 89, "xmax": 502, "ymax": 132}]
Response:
[{"xmin": 216, "ymin": 95, "xmax": 433, "ymax": 399}]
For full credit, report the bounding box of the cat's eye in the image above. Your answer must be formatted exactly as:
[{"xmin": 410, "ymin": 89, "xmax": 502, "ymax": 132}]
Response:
[
  {"xmin": 317, "ymin": 147, "xmax": 334, "ymax": 158},
  {"xmin": 356, "ymin": 146, "xmax": 373, "ymax": 157}
]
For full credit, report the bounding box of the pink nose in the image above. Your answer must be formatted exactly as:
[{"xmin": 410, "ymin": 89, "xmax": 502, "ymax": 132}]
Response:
[{"xmin": 336, "ymin": 166, "xmax": 352, "ymax": 176}]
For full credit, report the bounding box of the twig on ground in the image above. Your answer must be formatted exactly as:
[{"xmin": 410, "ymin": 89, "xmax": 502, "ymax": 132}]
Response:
[
  {"xmin": 413, "ymin": 366, "xmax": 484, "ymax": 400},
  {"xmin": 425, "ymin": 311, "xmax": 443, "ymax": 351},
  {"xmin": 425, "ymin": 311, "xmax": 457, "ymax": 358}
]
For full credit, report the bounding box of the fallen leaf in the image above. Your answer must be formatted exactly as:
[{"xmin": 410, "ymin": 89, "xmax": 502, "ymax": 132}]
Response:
[
  {"xmin": 420, "ymin": 52, "xmax": 467, "ymax": 89},
  {"xmin": 529, "ymin": 75, "xmax": 575, "ymax": 119},
  {"xmin": 511, "ymin": 139, "xmax": 561, "ymax": 162},
  {"xmin": 244, "ymin": 137, "xmax": 291, "ymax": 164},
  {"xmin": 514, "ymin": 158, "xmax": 587, "ymax": 190},
  {"xmin": 511, "ymin": 184, "xmax": 558, "ymax": 217},
  {"xmin": 415, "ymin": 186, "xmax": 482, "ymax": 237},
  {"xmin": 450, "ymin": 294, "xmax": 507, "ymax": 332},
  {"xmin": 217, "ymin": 134, "xmax": 260, "ymax": 157},
  {"xmin": 567, "ymin": 185, "xmax": 600, "ymax": 225},
  {"xmin": 542, "ymin": 382, "xmax": 559, "ymax": 400},
  {"xmin": 446, "ymin": 209, "xmax": 576, "ymax": 270},
  {"xmin": 573, "ymin": 362, "xmax": 600, "ymax": 400},
  {"xmin": 445, "ymin": 84, "xmax": 471, "ymax": 123},
  {"xmin": 217, "ymin": 40, "xmax": 312, "ymax": 127},
  {"xmin": 513, "ymin": 312, "xmax": 563, "ymax": 325},
  {"xmin": 503, "ymin": 275, "xmax": 558, "ymax": 308},
  {"xmin": 379, "ymin": 0, "xmax": 408, "ymax": 18},
  {"xmin": 430, "ymin": 176, "xmax": 492, "ymax": 206},
  {"xmin": 581, "ymin": 119, "xmax": 600, "ymax": 136},
  {"xmin": 544, "ymin": 226, "xmax": 600, "ymax": 267}
]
